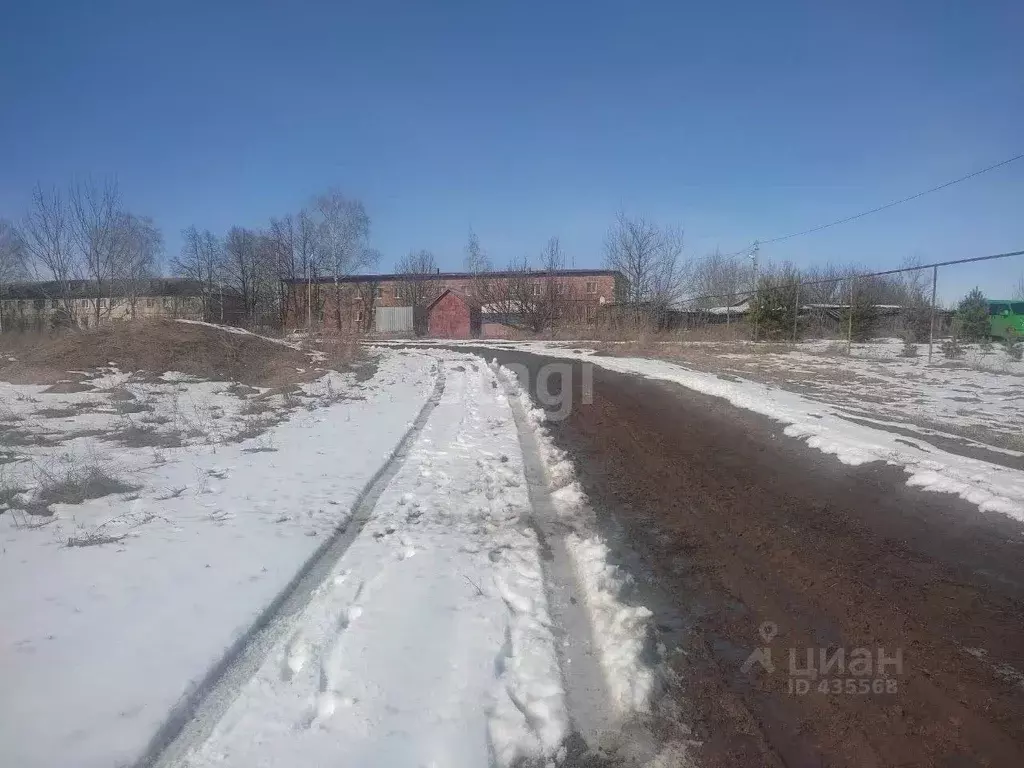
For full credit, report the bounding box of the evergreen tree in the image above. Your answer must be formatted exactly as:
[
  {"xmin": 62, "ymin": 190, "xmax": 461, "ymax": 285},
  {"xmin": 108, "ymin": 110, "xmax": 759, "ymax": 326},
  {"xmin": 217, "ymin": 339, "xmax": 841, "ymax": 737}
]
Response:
[{"xmin": 954, "ymin": 287, "xmax": 989, "ymax": 342}]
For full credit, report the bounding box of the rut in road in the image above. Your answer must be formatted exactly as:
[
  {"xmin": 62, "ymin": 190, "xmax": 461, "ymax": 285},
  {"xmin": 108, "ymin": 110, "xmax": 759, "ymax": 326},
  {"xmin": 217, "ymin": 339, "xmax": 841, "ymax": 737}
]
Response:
[
  {"xmin": 495, "ymin": 360, "xmax": 683, "ymax": 767},
  {"xmin": 139, "ymin": 362, "xmax": 447, "ymax": 768}
]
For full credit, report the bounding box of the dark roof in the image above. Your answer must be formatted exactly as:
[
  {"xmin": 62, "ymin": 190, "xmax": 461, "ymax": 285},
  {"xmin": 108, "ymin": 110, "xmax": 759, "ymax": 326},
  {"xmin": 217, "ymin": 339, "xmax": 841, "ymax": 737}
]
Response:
[
  {"xmin": 0, "ymin": 278, "xmax": 237, "ymax": 300},
  {"xmin": 426, "ymin": 287, "xmax": 479, "ymax": 311},
  {"xmin": 283, "ymin": 268, "xmax": 622, "ymax": 285}
]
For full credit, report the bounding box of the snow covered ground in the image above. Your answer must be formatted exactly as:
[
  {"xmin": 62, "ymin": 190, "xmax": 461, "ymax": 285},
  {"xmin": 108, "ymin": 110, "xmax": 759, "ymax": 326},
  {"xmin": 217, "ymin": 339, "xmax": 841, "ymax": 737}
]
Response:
[
  {"xmin": 387, "ymin": 339, "xmax": 1024, "ymax": 524},
  {"xmin": 0, "ymin": 349, "xmax": 438, "ymax": 768},
  {"xmin": 176, "ymin": 356, "xmax": 570, "ymax": 768},
  {"xmin": 1, "ymin": 344, "xmax": 666, "ymax": 767}
]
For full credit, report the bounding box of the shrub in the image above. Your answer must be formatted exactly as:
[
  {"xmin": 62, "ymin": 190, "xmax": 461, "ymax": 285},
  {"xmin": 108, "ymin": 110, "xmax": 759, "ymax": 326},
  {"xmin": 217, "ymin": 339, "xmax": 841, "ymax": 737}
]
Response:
[
  {"xmin": 941, "ymin": 337, "xmax": 964, "ymax": 360},
  {"xmin": 26, "ymin": 463, "xmax": 140, "ymax": 516},
  {"xmin": 840, "ymin": 277, "xmax": 881, "ymax": 342},
  {"xmin": 898, "ymin": 304, "xmax": 932, "ymax": 343},
  {"xmin": 954, "ymin": 287, "xmax": 989, "ymax": 342},
  {"xmin": 749, "ymin": 269, "xmax": 800, "ymax": 341},
  {"xmin": 1004, "ymin": 338, "xmax": 1023, "ymax": 362}
]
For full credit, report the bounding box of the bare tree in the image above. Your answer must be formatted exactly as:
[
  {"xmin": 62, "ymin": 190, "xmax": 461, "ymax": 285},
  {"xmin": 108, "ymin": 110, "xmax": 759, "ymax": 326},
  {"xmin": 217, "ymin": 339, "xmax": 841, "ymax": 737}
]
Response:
[
  {"xmin": 19, "ymin": 185, "xmax": 77, "ymax": 315},
  {"xmin": 0, "ymin": 218, "xmax": 29, "ymax": 333},
  {"xmin": 314, "ymin": 190, "xmax": 377, "ymax": 329},
  {"xmin": 649, "ymin": 225, "xmax": 687, "ymax": 311},
  {"xmin": 603, "ymin": 212, "xmax": 687, "ymax": 309},
  {"xmin": 69, "ymin": 178, "xmax": 127, "ymax": 323},
  {"xmin": 0, "ymin": 218, "xmax": 28, "ymax": 286},
  {"xmin": 464, "ymin": 227, "xmax": 495, "ymax": 307},
  {"xmin": 174, "ymin": 226, "xmax": 222, "ymax": 319},
  {"xmin": 538, "ymin": 236, "xmax": 571, "ymax": 330},
  {"xmin": 464, "ymin": 228, "xmax": 491, "ymax": 274},
  {"xmin": 118, "ymin": 214, "xmax": 162, "ymax": 318},
  {"xmin": 221, "ymin": 227, "xmax": 261, "ymax": 323},
  {"xmin": 352, "ymin": 278, "xmax": 381, "ymax": 333},
  {"xmin": 689, "ymin": 249, "xmax": 751, "ymax": 309},
  {"xmin": 397, "ymin": 249, "xmax": 441, "ymax": 334},
  {"xmin": 296, "ymin": 209, "xmax": 322, "ymax": 327}
]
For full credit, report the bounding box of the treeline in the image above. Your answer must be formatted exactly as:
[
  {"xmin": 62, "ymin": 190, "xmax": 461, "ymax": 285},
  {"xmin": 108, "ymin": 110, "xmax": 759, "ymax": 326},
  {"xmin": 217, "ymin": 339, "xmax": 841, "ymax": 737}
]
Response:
[
  {"xmin": 173, "ymin": 190, "xmax": 378, "ymax": 327},
  {"xmin": 0, "ymin": 180, "xmax": 162, "ymax": 324},
  {"xmin": 0, "ymin": 182, "xmax": 381, "ymax": 329}
]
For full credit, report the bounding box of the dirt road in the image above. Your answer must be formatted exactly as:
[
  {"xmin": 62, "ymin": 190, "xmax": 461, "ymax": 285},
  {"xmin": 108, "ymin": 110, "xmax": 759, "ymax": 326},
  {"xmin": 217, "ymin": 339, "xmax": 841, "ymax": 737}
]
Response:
[{"xmin": 467, "ymin": 347, "xmax": 1024, "ymax": 768}]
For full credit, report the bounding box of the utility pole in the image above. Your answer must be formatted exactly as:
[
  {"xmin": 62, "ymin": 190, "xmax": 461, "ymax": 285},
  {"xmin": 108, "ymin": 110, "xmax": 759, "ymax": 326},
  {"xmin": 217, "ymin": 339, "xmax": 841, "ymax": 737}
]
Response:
[
  {"xmin": 928, "ymin": 266, "xmax": 938, "ymax": 362},
  {"xmin": 750, "ymin": 241, "xmax": 760, "ymax": 342},
  {"xmin": 306, "ymin": 261, "xmax": 312, "ymax": 330}
]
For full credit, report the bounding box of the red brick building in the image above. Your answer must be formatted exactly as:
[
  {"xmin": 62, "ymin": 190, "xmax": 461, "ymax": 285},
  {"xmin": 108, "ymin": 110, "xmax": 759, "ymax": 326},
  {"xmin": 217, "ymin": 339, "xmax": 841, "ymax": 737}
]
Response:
[
  {"xmin": 282, "ymin": 269, "xmax": 625, "ymax": 336},
  {"xmin": 426, "ymin": 289, "xmax": 481, "ymax": 338}
]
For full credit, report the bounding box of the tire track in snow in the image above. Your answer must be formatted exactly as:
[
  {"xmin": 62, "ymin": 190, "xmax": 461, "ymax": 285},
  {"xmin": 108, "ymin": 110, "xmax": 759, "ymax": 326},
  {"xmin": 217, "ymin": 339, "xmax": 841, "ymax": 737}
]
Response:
[
  {"xmin": 497, "ymin": 363, "xmax": 659, "ymax": 763},
  {"xmin": 138, "ymin": 362, "xmax": 446, "ymax": 768}
]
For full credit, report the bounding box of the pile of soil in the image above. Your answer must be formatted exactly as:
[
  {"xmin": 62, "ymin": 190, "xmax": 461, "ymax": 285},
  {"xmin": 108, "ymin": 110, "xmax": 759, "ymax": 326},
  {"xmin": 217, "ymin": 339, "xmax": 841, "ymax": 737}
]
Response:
[{"xmin": 0, "ymin": 320, "xmax": 312, "ymax": 387}]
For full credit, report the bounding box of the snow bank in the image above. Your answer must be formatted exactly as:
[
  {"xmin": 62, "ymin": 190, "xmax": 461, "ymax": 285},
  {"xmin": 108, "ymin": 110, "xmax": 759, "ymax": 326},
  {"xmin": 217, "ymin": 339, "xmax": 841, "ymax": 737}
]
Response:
[{"xmin": 494, "ymin": 362, "xmax": 655, "ymax": 716}]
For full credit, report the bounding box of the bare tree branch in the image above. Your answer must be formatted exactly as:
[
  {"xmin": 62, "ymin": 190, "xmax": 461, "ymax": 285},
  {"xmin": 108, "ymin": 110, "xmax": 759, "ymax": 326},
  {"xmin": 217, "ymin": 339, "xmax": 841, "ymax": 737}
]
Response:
[
  {"xmin": 603, "ymin": 212, "xmax": 688, "ymax": 310},
  {"xmin": 69, "ymin": 178, "xmax": 127, "ymax": 323},
  {"xmin": 19, "ymin": 184, "xmax": 77, "ymax": 312}
]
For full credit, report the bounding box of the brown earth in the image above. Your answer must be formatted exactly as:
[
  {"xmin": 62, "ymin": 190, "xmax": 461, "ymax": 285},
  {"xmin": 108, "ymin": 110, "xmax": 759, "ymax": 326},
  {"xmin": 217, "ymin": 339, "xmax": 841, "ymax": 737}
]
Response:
[
  {"xmin": 470, "ymin": 346, "xmax": 1024, "ymax": 768},
  {"xmin": 0, "ymin": 321, "xmax": 315, "ymax": 387}
]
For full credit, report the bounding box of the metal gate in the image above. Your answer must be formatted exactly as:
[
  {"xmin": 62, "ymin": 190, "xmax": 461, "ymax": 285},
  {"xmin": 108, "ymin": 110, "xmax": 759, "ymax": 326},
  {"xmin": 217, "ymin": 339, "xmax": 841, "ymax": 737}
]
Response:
[{"xmin": 375, "ymin": 305, "xmax": 414, "ymax": 333}]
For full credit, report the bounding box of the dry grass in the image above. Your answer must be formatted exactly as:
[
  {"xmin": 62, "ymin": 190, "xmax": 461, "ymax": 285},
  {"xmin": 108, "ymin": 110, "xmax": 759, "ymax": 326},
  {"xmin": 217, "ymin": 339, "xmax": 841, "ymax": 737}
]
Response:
[
  {"xmin": 0, "ymin": 450, "xmax": 24, "ymax": 465},
  {"xmin": 0, "ymin": 482, "xmax": 29, "ymax": 511},
  {"xmin": 22, "ymin": 464, "xmax": 140, "ymax": 516},
  {"xmin": 64, "ymin": 509, "xmax": 158, "ymax": 548},
  {"xmin": 113, "ymin": 398, "xmax": 153, "ymax": 415},
  {"xmin": 102, "ymin": 425, "xmax": 188, "ymax": 449},
  {"xmin": 0, "ymin": 320, "xmax": 312, "ymax": 387},
  {"xmin": 0, "ymin": 424, "xmax": 57, "ymax": 447},
  {"xmin": 34, "ymin": 405, "xmax": 91, "ymax": 419},
  {"xmin": 225, "ymin": 414, "xmax": 286, "ymax": 443},
  {"xmin": 303, "ymin": 331, "xmax": 360, "ymax": 369}
]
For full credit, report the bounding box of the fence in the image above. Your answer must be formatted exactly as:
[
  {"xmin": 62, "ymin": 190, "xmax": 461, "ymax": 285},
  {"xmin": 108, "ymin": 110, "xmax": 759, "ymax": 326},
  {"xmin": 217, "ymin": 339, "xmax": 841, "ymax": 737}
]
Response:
[{"xmin": 639, "ymin": 248, "xmax": 1024, "ymax": 361}]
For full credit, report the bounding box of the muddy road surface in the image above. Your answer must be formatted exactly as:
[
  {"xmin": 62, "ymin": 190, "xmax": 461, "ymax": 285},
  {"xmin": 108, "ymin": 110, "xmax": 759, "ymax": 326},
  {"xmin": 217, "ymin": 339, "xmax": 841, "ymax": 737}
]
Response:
[{"xmin": 460, "ymin": 346, "xmax": 1024, "ymax": 768}]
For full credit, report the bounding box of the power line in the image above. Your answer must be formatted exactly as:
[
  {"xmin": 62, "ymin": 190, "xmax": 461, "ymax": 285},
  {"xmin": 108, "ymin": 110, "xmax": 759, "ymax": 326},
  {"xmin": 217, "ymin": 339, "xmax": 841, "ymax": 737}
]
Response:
[
  {"xmin": 672, "ymin": 247, "xmax": 1024, "ymax": 308},
  {"xmin": 720, "ymin": 151, "xmax": 1024, "ymax": 257}
]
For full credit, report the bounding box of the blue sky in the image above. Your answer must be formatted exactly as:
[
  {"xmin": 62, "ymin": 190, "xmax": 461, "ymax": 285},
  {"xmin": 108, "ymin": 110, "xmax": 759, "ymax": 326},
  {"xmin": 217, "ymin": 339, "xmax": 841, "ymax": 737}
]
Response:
[{"xmin": 1, "ymin": 0, "xmax": 1022, "ymax": 301}]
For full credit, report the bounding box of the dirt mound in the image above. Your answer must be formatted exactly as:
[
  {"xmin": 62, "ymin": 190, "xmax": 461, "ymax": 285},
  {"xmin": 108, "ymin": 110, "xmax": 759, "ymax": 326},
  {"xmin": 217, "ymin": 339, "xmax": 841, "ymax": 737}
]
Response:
[{"xmin": 0, "ymin": 320, "xmax": 311, "ymax": 387}]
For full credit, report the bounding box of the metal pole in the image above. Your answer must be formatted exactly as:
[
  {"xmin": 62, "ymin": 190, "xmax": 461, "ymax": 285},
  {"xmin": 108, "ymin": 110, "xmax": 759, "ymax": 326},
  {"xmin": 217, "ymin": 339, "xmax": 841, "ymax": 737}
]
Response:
[
  {"xmin": 792, "ymin": 281, "xmax": 800, "ymax": 343},
  {"xmin": 928, "ymin": 265, "xmax": 938, "ymax": 362},
  {"xmin": 306, "ymin": 263, "xmax": 312, "ymax": 330},
  {"xmin": 751, "ymin": 241, "xmax": 760, "ymax": 342},
  {"xmin": 846, "ymin": 276, "xmax": 855, "ymax": 355}
]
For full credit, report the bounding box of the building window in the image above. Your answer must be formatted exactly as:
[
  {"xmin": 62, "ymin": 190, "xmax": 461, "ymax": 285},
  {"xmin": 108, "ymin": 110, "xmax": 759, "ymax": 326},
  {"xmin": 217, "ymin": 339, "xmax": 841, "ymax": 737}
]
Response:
[
  {"xmin": 374, "ymin": 286, "xmax": 383, "ymax": 298},
  {"xmin": 394, "ymin": 286, "xmax": 403, "ymax": 299},
  {"xmin": 355, "ymin": 310, "xmax": 363, "ymax": 323},
  {"xmin": 586, "ymin": 305, "xmax": 597, "ymax": 322},
  {"xmin": 585, "ymin": 280, "xmax": 597, "ymax": 294},
  {"xmin": 50, "ymin": 298, "xmax": 58, "ymax": 309},
  {"xmin": 146, "ymin": 297, "xmax": 155, "ymax": 308},
  {"xmin": 532, "ymin": 284, "xmax": 542, "ymax": 297}
]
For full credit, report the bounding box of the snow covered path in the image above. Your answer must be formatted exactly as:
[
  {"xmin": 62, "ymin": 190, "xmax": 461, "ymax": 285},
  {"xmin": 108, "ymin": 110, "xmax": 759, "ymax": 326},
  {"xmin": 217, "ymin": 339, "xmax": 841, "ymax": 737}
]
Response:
[{"xmin": 170, "ymin": 357, "xmax": 575, "ymax": 768}]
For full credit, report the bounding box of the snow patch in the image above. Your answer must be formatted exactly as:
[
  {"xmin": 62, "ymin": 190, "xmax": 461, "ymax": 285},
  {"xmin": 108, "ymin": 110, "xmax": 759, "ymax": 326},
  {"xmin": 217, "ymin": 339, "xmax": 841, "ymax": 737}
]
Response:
[{"xmin": 493, "ymin": 360, "xmax": 656, "ymax": 716}]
